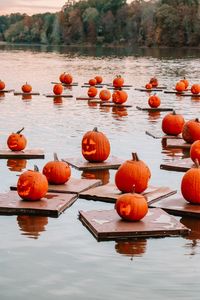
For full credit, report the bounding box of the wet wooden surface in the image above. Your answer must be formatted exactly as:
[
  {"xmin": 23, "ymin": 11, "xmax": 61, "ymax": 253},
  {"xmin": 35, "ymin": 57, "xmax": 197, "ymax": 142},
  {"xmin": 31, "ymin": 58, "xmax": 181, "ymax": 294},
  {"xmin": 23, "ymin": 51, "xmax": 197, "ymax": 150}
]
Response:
[
  {"xmin": 79, "ymin": 208, "xmax": 188, "ymax": 241},
  {"xmin": 14, "ymin": 92, "xmax": 40, "ymax": 96},
  {"xmin": 79, "ymin": 183, "xmax": 177, "ymax": 204},
  {"xmin": 44, "ymin": 94, "xmax": 73, "ymax": 98},
  {"xmin": 100, "ymin": 103, "xmax": 132, "ymax": 108},
  {"xmin": 160, "ymin": 158, "xmax": 194, "ymax": 172},
  {"xmin": 145, "ymin": 131, "xmax": 182, "ymax": 140},
  {"xmin": 62, "ymin": 156, "xmax": 123, "ymax": 170},
  {"xmin": 135, "ymin": 88, "xmax": 164, "ymax": 92},
  {"xmin": 0, "ymin": 191, "xmax": 78, "ymax": 217},
  {"xmin": 165, "ymin": 139, "xmax": 191, "ymax": 149},
  {"xmin": 136, "ymin": 106, "xmax": 173, "ymax": 112},
  {"xmin": 164, "ymin": 90, "xmax": 200, "ymax": 97},
  {"xmin": 76, "ymin": 97, "xmax": 100, "ymax": 100},
  {"xmin": 0, "ymin": 148, "xmax": 44, "ymax": 159}
]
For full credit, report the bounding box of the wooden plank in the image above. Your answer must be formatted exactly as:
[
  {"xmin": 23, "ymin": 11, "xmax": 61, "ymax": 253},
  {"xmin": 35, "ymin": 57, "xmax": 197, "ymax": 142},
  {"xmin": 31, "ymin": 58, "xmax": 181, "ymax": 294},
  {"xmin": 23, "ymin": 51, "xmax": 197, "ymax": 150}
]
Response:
[
  {"xmin": 44, "ymin": 94, "xmax": 73, "ymax": 98},
  {"xmin": 106, "ymin": 84, "xmax": 133, "ymax": 88},
  {"xmin": 0, "ymin": 89, "xmax": 14, "ymax": 93},
  {"xmin": 14, "ymin": 92, "xmax": 40, "ymax": 96},
  {"xmin": 136, "ymin": 106, "xmax": 173, "ymax": 112},
  {"xmin": 79, "ymin": 183, "xmax": 177, "ymax": 204},
  {"xmin": 160, "ymin": 158, "xmax": 194, "ymax": 172},
  {"xmin": 62, "ymin": 156, "xmax": 123, "ymax": 171},
  {"xmin": 165, "ymin": 139, "xmax": 191, "ymax": 149},
  {"xmin": 100, "ymin": 103, "xmax": 132, "ymax": 108},
  {"xmin": 0, "ymin": 148, "xmax": 44, "ymax": 159},
  {"xmin": 134, "ymin": 88, "xmax": 164, "ymax": 92},
  {"xmin": 81, "ymin": 85, "xmax": 103, "ymax": 88},
  {"xmin": 10, "ymin": 177, "xmax": 102, "ymax": 195},
  {"xmin": 107, "ymin": 87, "xmax": 130, "ymax": 90},
  {"xmin": 145, "ymin": 131, "xmax": 182, "ymax": 140},
  {"xmin": 164, "ymin": 90, "xmax": 184, "ymax": 95},
  {"xmin": 76, "ymin": 97, "xmax": 100, "ymax": 100},
  {"xmin": 0, "ymin": 191, "xmax": 78, "ymax": 217},
  {"xmin": 79, "ymin": 208, "xmax": 189, "ymax": 241},
  {"xmin": 51, "ymin": 82, "xmax": 78, "ymax": 86}
]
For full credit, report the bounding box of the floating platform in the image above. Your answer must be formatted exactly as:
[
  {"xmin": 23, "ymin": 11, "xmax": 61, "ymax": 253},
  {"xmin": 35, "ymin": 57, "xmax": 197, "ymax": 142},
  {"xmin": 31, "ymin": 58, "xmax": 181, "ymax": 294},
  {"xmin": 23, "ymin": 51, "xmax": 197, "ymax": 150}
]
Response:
[
  {"xmin": 88, "ymin": 99, "xmax": 105, "ymax": 104},
  {"xmin": 136, "ymin": 106, "xmax": 173, "ymax": 112},
  {"xmin": 51, "ymin": 82, "xmax": 78, "ymax": 86},
  {"xmin": 106, "ymin": 84, "xmax": 133, "ymax": 88},
  {"xmin": 0, "ymin": 191, "xmax": 77, "ymax": 217},
  {"xmin": 62, "ymin": 156, "xmax": 123, "ymax": 171},
  {"xmin": 100, "ymin": 102, "xmax": 132, "ymax": 108},
  {"xmin": 14, "ymin": 92, "xmax": 40, "ymax": 96},
  {"xmin": 11, "ymin": 177, "xmax": 102, "ymax": 195},
  {"xmin": 0, "ymin": 148, "xmax": 44, "ymax": 159},
  {"xmin": 164, "ymin": 139, "xmax": 191, "ymax": 149},
  {"xmin": 76, "ymin": 97, "xmax": 100, "ymax": 100},
  {"xmin": 145, "ymin": 131, "xmax": 182, "ymax": 140},
  {"xmin": 160, "ymin": 158, "xmax": 194, "ymax": 172},
  {"xmin": 0, "ymin": 89, "xmax": 14, "ymax": 93},
  {"xmin": 44, "ymin": 94, "xmax": 73, "ymax": 98},
  {"xmin": 79, "ymin": 208, "xmax": 188, "ymax": 241},
  {"xmin": 107, "ymin": 87, "xmax": 130, "ymax": 90},
  {"xmin": 79, "ymin": 183, "xmax": 177, "ymax": 204},
  {"xmin": 81, "ymin": 85, "xmax": 103, "ymax": 88},
  {"xmin": 164, "ymin": 90, "xmax": 200, "ymax": 97},
  {"xmin": 134, "ymin": 88, "xmax": 164, "ymax": 92}
]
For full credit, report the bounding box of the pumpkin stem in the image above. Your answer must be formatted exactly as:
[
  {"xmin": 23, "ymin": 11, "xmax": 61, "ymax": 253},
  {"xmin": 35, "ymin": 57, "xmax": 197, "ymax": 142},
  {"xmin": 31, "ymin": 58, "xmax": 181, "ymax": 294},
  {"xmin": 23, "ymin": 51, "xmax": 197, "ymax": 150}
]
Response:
[
  {"xmin": 194, "ymin": 159, "xmax": 200, "ymax": 168},
  {"xmin": 34, "ymin": 165, "xmax": 39, "ymax": 172},
  {"xmin": 131, "ymin": 185, "xmax": 136, "ymax": 194},
  {"xmin": 16, "ymin": 127, "xmax": 24, "ymax": 134},
  {"xmin": 93, "ymin": 127, "xmax": 98, "ymax": 132},
  {"xmin": 172, "ymin": 110, "xmax": 176, "ymax": 115},
  {"xmin": 54, "ymin": 152, "xmax": 59, "ymax": 161},
  {"xmin": 195, "ymin": 118, "xmax": 199, "ymax": 122},
  {"xmin": 132, "ymin": 152, "xmax": 139, "ymax": 161}
]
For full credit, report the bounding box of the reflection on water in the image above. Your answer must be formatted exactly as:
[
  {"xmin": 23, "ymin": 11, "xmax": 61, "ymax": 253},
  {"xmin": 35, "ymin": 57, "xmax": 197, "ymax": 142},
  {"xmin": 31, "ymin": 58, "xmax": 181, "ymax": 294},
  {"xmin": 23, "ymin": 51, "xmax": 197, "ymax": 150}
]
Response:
[
  {"xmin": 81, "ymin": 169, "xmax": 110, "ymax": 185},
  {"xmin": 7, "ymin": 159, "xmax": 27, "ymax": 172},
  {"xmin": 181, "ymin": 217, "xmax": 200, "ymax": 256},
  {"xmin": 112, "ymin": 107, "xmax": 128, "ymax": 119},
  {"xmin": 53, "ymin": 97, "xmax": 63, "ymax": 106},
  {"xmin": 0, "ymin": 92, "xmax": 5, "ymax": 100},
  {"xmin": 162, "ymin": 147, "xmax": 190, "ymax": 159},
  {"xmin": 148, "ymin": 111, "xmax": 161, "ymax": 122},
  {"xmin": 17, "ymin": 215, "xmax": 48, "ymax": 239},
  {"xmin": 115, "ymin": 239, "xmax": 147, "ymax": 259},
  {"xmin": 22, "ymin": 94, "xmax": 32, "ymax": 101}
]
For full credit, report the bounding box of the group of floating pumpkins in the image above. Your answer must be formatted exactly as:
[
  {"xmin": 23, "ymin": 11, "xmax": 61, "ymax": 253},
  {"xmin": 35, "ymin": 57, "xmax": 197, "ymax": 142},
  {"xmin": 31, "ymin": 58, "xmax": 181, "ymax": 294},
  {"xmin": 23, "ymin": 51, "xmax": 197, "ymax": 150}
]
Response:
[{"xmin": 0, "ymin": 80, "xmax": 32, "ymax": 93}]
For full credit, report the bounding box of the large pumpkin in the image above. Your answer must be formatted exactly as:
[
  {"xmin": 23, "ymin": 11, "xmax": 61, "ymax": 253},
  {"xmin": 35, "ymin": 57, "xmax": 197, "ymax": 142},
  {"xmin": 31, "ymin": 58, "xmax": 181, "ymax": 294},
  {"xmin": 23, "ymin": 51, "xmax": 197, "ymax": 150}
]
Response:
[
  {"xmin": 115, "ymin": 193, "xmax": 148, "ymax": 221},
  {"xmin": 148, "ymin": 94, "xmax": 161, "ymax": 108},
  {"xmin": 7, "ymin": 127, "xmax": 27, "ymax": 151},
  {"xmin": 175, "ymin": 81, "xmax": 185, "ymax": 92},
  {"xmin": 82, "ymin": 127, "xmax": 110, "ymax": 162},
  {"xmin": 115, "ymin": 153, "xmax": 151, "ymax": 193},
  {"xmin": 182, "ymin": 118, "xmax": 200, "ymax": 143},
  {"xmin": 95, "ymin": 76, "xmax": 103, "ymax": 84},
  {"xmin": 191, "ymin": 84, "xmax": 200, "ymax": 95},
  {"xmin": 162, "ymin": 110, "xmax": 185, "ymax": 135},
  {"xmin": 113, "ymin": 76, "xmax": 124, "ymax": 88},
  {"xmin": 112, "ymin": 90, "xmax": 128, "ymax": 104},
  {"xmin": 63, "ymin": 73, "xmax": 73, "ymax": 84},
  {"xmin": 22, "ymin": 82, "xmax": 32, "ymax": 93},
  {"xmin": 87, "ymin": 86, "xmax": 98, "ymax": 98},
  {"xmin": 53, "ymin": 83, "xmax": 63, "ymax": 95},
  {"xmin": 17, "ymin": 165, "xmax": 48, "ymax": 201},
  {"xmin": 181, "ymin": 160, "xmax": 200, "ymax": 204},
  {"xmin": 149, "ymin": 77, "xmax": 158, "ymax": 87},
  {"xmin": 99, "ymin": 89, "xmax": 111, "ymax": 101},
  {"xmin": 43, "ymin": 153, "xmax": 71, "ymax": 185},
  {"xmin": 190, "ymin": 140, "xmax": 200, "ymax": 163},
  {"xmin": 0, "ymin": 80, "xmax": 5, "ymax": 90}
]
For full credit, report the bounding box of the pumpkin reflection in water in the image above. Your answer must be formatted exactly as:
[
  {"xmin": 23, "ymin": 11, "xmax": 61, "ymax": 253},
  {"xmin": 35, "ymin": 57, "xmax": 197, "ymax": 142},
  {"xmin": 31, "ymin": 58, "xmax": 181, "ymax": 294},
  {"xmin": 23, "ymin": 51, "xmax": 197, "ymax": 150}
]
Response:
[
  {"xmin": 17, "ymin": 215, "xmax": 48, "ymax": 239},
  {"xmin": 81, "ymin": 169, "xmax": 110, "ymax": 185},
  {"xmin": 53, "ymin": 96, "xmax": 63, "ymax": 106},
  {"xmin": 0, "ymin": 92, "xmax": 5, "ymax": 100},
  {"xmin": 7, "ymin": 159, "xmax": 27, "ymax": 172},
  {"xmin": 112, "ymin": 107, "xmax": 128, "ymax": 118},
  {"xmin": 148, "ymin": 111, "xmax": 161, "ymax": 122},
  {"xmin": 180, "ymin": 217, "xmax": 200, "ymax": 256},
  {"xmin": 115, "ymin": 240, "xmax": 147, "ymax": 258},
  {"xmin": 22, "ymin": 94, "xmax": 32, "ymax": 101}
]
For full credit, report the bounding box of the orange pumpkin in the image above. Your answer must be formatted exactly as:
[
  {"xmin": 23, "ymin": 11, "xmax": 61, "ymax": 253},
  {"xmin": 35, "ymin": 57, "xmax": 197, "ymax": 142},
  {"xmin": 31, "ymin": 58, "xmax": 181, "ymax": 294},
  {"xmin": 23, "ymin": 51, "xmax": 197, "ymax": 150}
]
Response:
[
  {"xmin": 148, "ymin": 94, "xmax": 161, "ymax": 108},
  {"xmin": 115, "ymin": 193, "xmax": 148, "ymax": 221},
  {"xmin": 113, "ymin": 76, "xmax": 124, "ymax": 88},
  {"xmin": 7, "ymin": 127, "xmax": 27, "ymax": 151},
  {"xmin": 190, "ymin": 140, "xmax": 200, "ymax": 163},
  {"xmin": 87, "ymin": 86, "xmax": 98, "ymax": 98},
  {"xmin": 149, "ymin": 77, "xmax": 158, "ymax": 87},
  {"xmin": 99, "ymin": 89, "xmax": 111, "ymax": 101},
  {"xmin": 182, "ymin": 118, "xmax": 200, "ymax": 143},
  {"xmin": 59, "ymin": 72, "xmax": 66, "ymax": 83},
  {"xmin": 88, "ymin": 78, "xmax": 97, "ymax": 86},
  {"xmin": 181, "ymin": 160, "xmax": 200, "ymax": 204},
  {"xmin": 145, "ymin": 83, "xmax": 152, "ymax": 90},
  {"xmin": 17, "ymin": 165, "xmax": 48, "ymax": 201},
  {"xmin": 63, "ymin": 73, "xmax": 73, "ymax": 84},
  {"xmin": 53, "ymin": 83, "xmax": 63, "ymax": 95},
  {"xmin": 175, "ymin": 81, "xmax": 185, "ymax": 92},
  {"xmin": 43, "ymin": 153, "xmax": 71, "ymax": 185},
  {"xmin": 180, "ymin": 77, "xmax": 189, "ymax": 89},
  {"xmin": 95, "ymin": 76, "xmax": 103, "ymax": 84},
  {"xmin": 112, "ymin": 90, "xmax": 128, "ymax": 104},
  {"xmin": 115, "ymin": 153, "xmax": 151, "ymax": 193},
  {"xmin": 22, "ymin": 82, "xmax": 32, "ymax": 93},
  {"xmin": 191, "ymin": 84, "xmax": 200, "ymax": 95},
  {"xmin": 0, "ymin": 80, "xmax": 5, "ymax": 90},
  {"xmin": 162, "ymin": 110, "xmax": 185, "ymax": 135},
  {"xmin": 82, "ymin": 127, "xmax": 110, "ymax": 162}
]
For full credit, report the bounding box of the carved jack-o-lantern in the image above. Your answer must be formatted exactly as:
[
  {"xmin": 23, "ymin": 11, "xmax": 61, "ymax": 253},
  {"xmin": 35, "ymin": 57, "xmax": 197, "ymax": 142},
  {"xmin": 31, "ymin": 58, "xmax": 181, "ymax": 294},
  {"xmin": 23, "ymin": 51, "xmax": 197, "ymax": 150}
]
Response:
[
  {"xmin": 7, "ymin": 127, "xmax": 27, "ymax": 151},
  {"xmin": 82, "ymin": 127, "xmax": 110, "ymax": 162}
]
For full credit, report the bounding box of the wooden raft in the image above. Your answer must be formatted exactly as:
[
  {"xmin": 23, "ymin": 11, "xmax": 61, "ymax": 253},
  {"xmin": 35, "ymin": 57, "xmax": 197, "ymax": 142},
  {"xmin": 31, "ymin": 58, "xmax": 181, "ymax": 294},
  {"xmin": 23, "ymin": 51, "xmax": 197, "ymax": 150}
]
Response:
[
  {"xmin": 0, "ymin": 191, "xmax": 78, "ymax": 217},
  {"xmin": 145, "ymin": 131, "xmax": 182, "ymax": 140},
  {"xmin": 134, "ymin": 88, "xmax": 164, "ymax": 92},
  {"xmin": 164, "ymin": 139, "xmax": 191, "ymax": 149},
  {"xmin": 79, "ymin": 183, "xmax": 177, "ymax": 205},
  {"xmin": 11, "ymin": 177, "xmax": 102, "ymax": 195},
  {"xmin": 14, "ymin": 92, "xmax": 40, "ymax": 96},
  {"xmin": 79, "ymin": 208, "xmax": 188, "ymax": 241},
  {"xmin": 81, "ymin": 85, "xmax": 103, "ymax": 88},
  {"xmin": 62, "ymin": 156, "xmax": 123, "ymax": 171},
  {"xmin": 76, "ymin": 97, "xmax": 100, "ymax": 100},
  {"xmin": 160, "ymin": 158, "xmax": 194, "ymax": 172},
  {"xmin": 44, "ymin": 94, "xmax": 73, "ymax": 98},
  {"xmin": 136, "ymin": 106, "xmax": 173, "ymax": 112},
  {"xmin": 164, "ymin": 90, "xmax": 200, "ymax": 97},
  {"xmin": 0, "ymin": 148, "xmax": 44, "ymax": 159},
  {"xmin": 0, "ymin": 89, "xmax": 14, "ymax": 93},
  {"xmin": 51, "ymin": 82, "xmax": 78, "ymax": 86}
]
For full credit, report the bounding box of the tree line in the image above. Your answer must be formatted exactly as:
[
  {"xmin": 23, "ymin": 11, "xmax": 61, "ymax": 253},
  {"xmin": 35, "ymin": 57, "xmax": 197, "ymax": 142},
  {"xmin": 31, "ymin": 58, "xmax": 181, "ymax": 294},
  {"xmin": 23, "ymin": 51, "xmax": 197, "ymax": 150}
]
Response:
[{"xmin": 0, "ymin": 0, "xmax": 199, "ymax": 47}]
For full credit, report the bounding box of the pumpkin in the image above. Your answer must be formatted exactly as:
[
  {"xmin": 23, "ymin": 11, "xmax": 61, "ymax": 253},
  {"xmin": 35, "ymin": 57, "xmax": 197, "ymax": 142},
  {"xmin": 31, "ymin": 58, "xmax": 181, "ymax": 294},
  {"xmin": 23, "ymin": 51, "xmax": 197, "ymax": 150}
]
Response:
[
  {"xmin": 59, "ymin": 72, "xmax": 66, "ymax": 83},
  {"xmin": 145, "ymin": 83, "xmax": 152, "ymax": 90},
  {"xmin": 115, "ymin": 239, "xmax": 147, "ymax": 257},
  {"xmin": 95, "ymin": 76, "xmax": 103, "ymax": 84},
  {"xmin": 7, "ymin": 127, "xmax": 27, "ymax": 151},
  {"xmin": 191, "ymin": 84, "xmax": 200, "ymax": 95},
  {"xmin": 112, "ymin": 90, "xmax": 128, "ymax": 104},
  {"xmin": 43, "ymin": 153, "xmax": 71, "ymax": 185},
  {"xmin": 180, "ymin": 77, "xmax": 189, "ymax": 89},
  {"xmin": 0, "ymin": 80, "xmax": 5, "ymax": 90},
  {"xmin": 149, "ymin": 77, "xmax": 158, "ymax": 87},
  {"xmin": 17, "ymin": 215, "xmax": 48, "ymax": 239},
  {"xmin": 88, "ymin": 78, "xmax": 97, "ymax": 86},
  {"xmin": 148, "ymin": 93, "xmax": 161, "ymax": 108},
  {"xmin": 82, "ymin": 127, "xmax": 110, "ymax": 162},
  {"xmin": 175, "ymin": 81, "xmax": 185, "ymax": 92},
  {"xmin": 99, "ymin": 89, "xmax": 111, "ymax": 101},
  {"xmin": 115, "ymin": 153, "xmax": 151, "ymax": 193},
  {"xmin": 113, "ymin": 75, "xmax": 124, "ymax": 88},
  {"xmin": 22, "ymin": 82, "xmax": 32, "ymax": 93},
  {"xmin": 182, "ymin": 118, "xmax": 200, "ymax": 143},
  {"xmin": 190, "ymin": 140, "xmax": 200, "ymax": 163},
  {"xmin": 63, "ymin": 73, "xmax": 73, "ymax": 84},
  {"xmin": 81, "ymin": 169, "xmax": 110, "ymax": 185},
  {"xmin": 115, "ymin": 193, "xmax": 148, "ymax": 221},
  {"xmin": 17, "ymin": 165, "xmax": 48, "ymax": 201},
  {"xmin": 87, "ymin": 86, "xmax": 98, "ymax": 98},
  {"xmin": 162, "ymin": 110, "xmax": 185, "ymax": 135},
  {"xmin": 7, "ymin": 158, "xmax": 27, "ymax": 172},
  {"xmin": 53, "ymin": 83, "xmax": 63, "ymax": 95},
  {"xmin": 181, "ymin": 160, "xmax": 200, "ymax": 204}
]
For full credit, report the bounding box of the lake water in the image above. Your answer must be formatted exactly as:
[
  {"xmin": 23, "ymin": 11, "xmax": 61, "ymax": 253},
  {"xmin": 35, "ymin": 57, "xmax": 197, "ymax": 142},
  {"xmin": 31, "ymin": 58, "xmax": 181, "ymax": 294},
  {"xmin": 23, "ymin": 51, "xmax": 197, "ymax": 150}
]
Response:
[{"xmin": 0, "ymin": 44, "xmax": 200, "ymax": 300}]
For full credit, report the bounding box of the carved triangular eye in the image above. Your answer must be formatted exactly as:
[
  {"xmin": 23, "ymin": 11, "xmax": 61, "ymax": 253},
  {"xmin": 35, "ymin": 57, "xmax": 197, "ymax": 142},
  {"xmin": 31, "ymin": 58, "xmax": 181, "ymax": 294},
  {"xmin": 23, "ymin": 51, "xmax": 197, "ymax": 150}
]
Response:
[
  {"xmin": 88, "ymin": 139, "xmax": 96, "ymax": 145},
  {"xmin": 82, "ymin": 138, "xmax": 88, "ymax": 145}
]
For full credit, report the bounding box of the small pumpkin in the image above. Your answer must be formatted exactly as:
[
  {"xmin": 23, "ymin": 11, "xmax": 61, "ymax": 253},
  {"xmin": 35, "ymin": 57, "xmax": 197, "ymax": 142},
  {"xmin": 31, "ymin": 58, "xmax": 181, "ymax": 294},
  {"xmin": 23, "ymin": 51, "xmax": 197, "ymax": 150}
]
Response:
[
  {"xmin": 82, "ymin": 127, "xmax": 110, "ymax": 162},
  {"xmin": 145, "ymin": 83, "xmax": 152, "ymax": 90},
  {"xmin": 88, "ymin": 78, "xmax": 97, "ymax": 86},
  {"xmin": 148, "ymin": 93, "xmax": 161, "ymax": 108},
  {"xmin": 149, "ymin": 77, "xmax": 158, "ymax": 87},
  {"xmin": 115, "ymin": 193, "xmax": 148, "ymax": 221},
  {"xmin": 162, "ymin": 110, "xmax": 185, "ymax": 135},
  {"xmin": 22, "ymin": 82, "xmax": 32, "ymax": 93},
  {"xmin": 181, "ymin": 159, "xmax": 200, "ymax": 204},
  {"xmin": 112, "ymin": 90, "xmax": 128, "ymax": 104},
  {"xmin": 87, "ymin": 86, "xmax": 98, "ymax": 98},
  {"xmin": 99, "ymin": 89, "xmax": 111, "ymax": 101},
  {"xmin": 95, "ymin": 76, "xmax": 103, "ymax": 84},
  {"xmin": 63, "ymin": 73, "xmax": 73, "ymax": 84},
  {"xmin": 59, "ymin": 72, "xmax": 66, "ymax": 83},
  {"xmin": 17, "ymin": 165, "xmax": 48, "ymax": 201},
  {"xmin": 53, "ymin": 83, "xmax": 63, "ymax": 95},
  {"xmin": 0, "ymin": 80, "xmax": 5, "ymax": 90},
  {"xmin": 190, "ymin": 140, "xmax": 200, "ymax": 163},
  {"xmin": 7, "ymin": 127, "xmax": 27, "ymax": 151},
  {"xmin": 182, "ymin": 118, "xmax": 200, "ymax": 143},
  {"xmin": 175, "ymin": 81, "xmax": 185, "ymax": 92},
  {"xmin": 191, "ymin": 84, "xmax": 200, "ymax": 95},
  {"xmin": 113, "ymin": 75, "xmax": 124, "ymax": 88},
  {"xmin": 43, "ymin": 153, "xmax": 71, "ymax": 185},
  {"xmin": 180, "ymin": 77, "xmax": 189, "ymax": 89},
  {"xmin": 115, "ymin": 153, "xmax": 151, "ymax": 193}
]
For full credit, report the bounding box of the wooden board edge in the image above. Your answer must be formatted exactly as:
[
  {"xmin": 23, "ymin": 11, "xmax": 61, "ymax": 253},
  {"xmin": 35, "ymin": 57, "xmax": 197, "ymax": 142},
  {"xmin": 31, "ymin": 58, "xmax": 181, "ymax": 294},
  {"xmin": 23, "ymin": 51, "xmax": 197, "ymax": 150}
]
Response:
[
  {"xmin": 160, "ymin": 164, "xmax": 189, "ymax": 172},
  {"xmin": 147, "ymin": 190, "xmax": 177, "ymax": 205}
]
